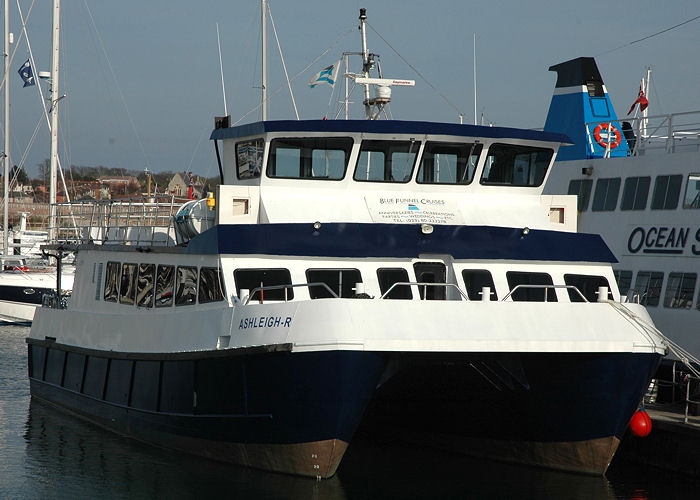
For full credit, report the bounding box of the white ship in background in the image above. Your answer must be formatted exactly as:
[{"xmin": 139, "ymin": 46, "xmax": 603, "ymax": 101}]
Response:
[{"xmin": 543, "ymin": 57, "xmax": 700, "ymax": 360}]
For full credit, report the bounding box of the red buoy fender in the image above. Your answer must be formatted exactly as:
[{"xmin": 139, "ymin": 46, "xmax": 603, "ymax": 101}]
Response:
[
  {"xmin": 629, "ymin": 409, "xmax": 652, "ymax": 437},
  {"xmin": 593, "ymin": 123, "xmax": 622, "ymax": 149}
]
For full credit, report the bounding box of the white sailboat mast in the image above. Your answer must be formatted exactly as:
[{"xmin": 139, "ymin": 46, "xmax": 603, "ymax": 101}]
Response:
[
  {"xmin": 261, "ymin": 0, "xmax": 267, "ymax": 121},
  {"xmin": 48, "ymin": 0, "xmax": 60, "ymax": 241},
  {"xmin": 358, "ymin": 8, "xmax": 371, "ymax": 119},
  {"xmin": 3, "ymin": 0, "xmax": 10, "ymax": 257}
]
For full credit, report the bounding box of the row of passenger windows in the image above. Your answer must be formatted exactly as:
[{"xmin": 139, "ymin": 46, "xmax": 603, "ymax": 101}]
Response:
[
  {"xmin": 236, "ymin": 137, "xmax": 553, "ymax": 187},
  {"xmin": 614, "ymin": 269, "xmax": 699, "ymax": 309},
  {"xmin": 568, "ymin": 173, "xmax": 700, "ymax": 212},
  {"xmin": 103, "ymin": 262, "xmax": 224, "ymax": 307},
  {"xmin": 102, "ymin": 261, "xmax": 612, "ymax": 305}
]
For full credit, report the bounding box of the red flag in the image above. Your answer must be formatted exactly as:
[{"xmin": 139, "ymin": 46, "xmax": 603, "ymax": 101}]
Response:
[{"xmin": 627, "ymin": 86, "xmax": 649, "ymax": 115}]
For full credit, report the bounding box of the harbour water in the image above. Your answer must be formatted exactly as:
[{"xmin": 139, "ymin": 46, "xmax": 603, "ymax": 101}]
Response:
[{"xmin": 1, "ymin": 324, "xmax": 698, "ymax": 499}]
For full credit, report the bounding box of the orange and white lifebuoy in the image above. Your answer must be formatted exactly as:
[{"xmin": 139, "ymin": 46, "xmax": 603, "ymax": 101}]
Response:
[{"xmin": 593, "ymin": 123, "xmax": 622, "ymax": 149}]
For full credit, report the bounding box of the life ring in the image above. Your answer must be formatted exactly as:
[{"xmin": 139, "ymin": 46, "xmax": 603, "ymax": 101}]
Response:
[{"xmin": 593, "ymin": 123, "xmax": 622, "ymax": 149}]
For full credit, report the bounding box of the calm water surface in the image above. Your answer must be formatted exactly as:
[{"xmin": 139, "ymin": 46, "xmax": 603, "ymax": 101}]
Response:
[{"xmin": 1, "ymin": 324, "xmax": 698, "ymax": 499}]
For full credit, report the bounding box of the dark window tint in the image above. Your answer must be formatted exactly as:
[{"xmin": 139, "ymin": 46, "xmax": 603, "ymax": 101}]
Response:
[
  {"xmin": 563, "ymin": 274, "xmax": 613, "ymax": 302},
  {"xmin": 377, "ymin": 268, "xmax": 412, "ymax": 299},
  {"xmin": 613, "ymin": 270, "xmax": 633, "ymax": 297},
  {"xmin": 136, "ymin": 263, "xmax": 155, "ymax": 308},
  {"xmin": 683, "ymin": 173, "xmax": 700, "ymax": 209},
  {"xmin": 103, "ymin": 261, "xmax": 120, "ymax": 302},
  {"xmin": 462, "ymin": 269, "xmax": 497, "ymax": 300},
  {"xmin": 417, "ymin": 142, "xmax": 482, "ymax": 185},
  {"xmin": 413, "ymin": 262, "xmax": 447, "ymax": 300},
  {"xmin": 664, "ymin": 272, "xmax": 697, "ymax": 309},
  {"xmin": 306, "ymin": 269, "xmax": 362, "ymax": 299},
  {"xmin": 155, "ymin": 265, "xmax": 175, "ymax": 307},
  {"xmin": 633, "ymin": 271, "xmax": 664, "ymax": 307},
  {"xmin": 354, "ymin": 140, "xmax": 420, "ymax": 183},
  {"xmin": 592, "ymin": 177, "xmax": 621, "ymax": 211},
  {"xmin": 175, "ymin": 266, "xmax": 198, "ymax": 306},
  {"xmin": 267, "ymin": 137, "xmax": 352, "ymax": 180},
  {"xmin": 620, "ymin": 176, "xmax": 651, "ymax": 211},
  {"xmin": 119, "ymin": 263, "xmax": 137, "ymax": 305},
  {"xmin": 567, "ymin": 179, "xmax": 593, "ymax": 211},
  {"xmin": 481, "ymin": 144, "xmax": 553, "ymax": 186},
  {"xmin": 651, "ymin": 175, "xmax": 682, "ymax": 210},
  {"xmin": 506, "ymin": 272, "xmax": 557, "ymax": 302},
  {"xmin": 236, "ymin": 138, "xmax": 264, "ymax": 179},
  {"xmin": 234, "ymin": 268, "xmax": 293, "ymax": 301},
  {"xmin": 199, "ymin": 267, "xmax": 225, "ymax": 303}
]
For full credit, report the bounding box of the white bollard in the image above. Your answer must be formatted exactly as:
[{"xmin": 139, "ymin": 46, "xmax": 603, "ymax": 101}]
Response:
[
  {"xmin": 597, "ymin": 286, "xmax": 608, "ymax": 302},
  {"xmin": 481, "ymin": 286, "xmax": 491, "ymax": 302}
]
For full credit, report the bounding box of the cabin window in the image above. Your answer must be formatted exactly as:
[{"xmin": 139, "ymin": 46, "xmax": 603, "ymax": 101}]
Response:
[
  {"xmin": 236, "ymin": 138, "xmax": 264, "ymax": 179},
  {"xmin": 664, "ymin": 272, "xmax": 697, "ymax": 309},
  {"xmin": 563, "ymin": 274, "xmax": 613, "ymax": 302},
  {"xmin": 413, "ymin": 262, "xmax": 447, "ymax": 300},
  {"xmin": 620, "ymin": 176, "xmax": 651, "ymax": 211},
  {"xmin": 234, "ymin": 268, "xmax": 293, "ymax": 301},
  {"xmin": 199, "ymin": 267, "xmax": 225, "ymax": 303},
  {"xmin": 119, "ymin": 263, "xmax": 138, "ymax": 305},
  {"xmin": 683, "ymin": 173, "xmax": 700, "ymax": 209},
  {"xmin": 103, "ymin": 261, "xmax": 121, "ymax": 302},
  {"xmin": 306, "ymin": 269, "xmax": 362, "ymax": 299},
  {"xmin": 267, "ymin": 137, "xmax": 352, "ymax": 180},
  {"xmin": 462, "ymin": 269, "xmax": 498, "ymax": 300},
  {"xmin": 613, "ymin": 270, "xmax": 633, "ymax": 297},
  {"xmin": 506, "ymin": 272, "xmax": 557, "ymax": 302},
  {"xmin": 651, "ymin": 174, "xmax": 682, "ymax": 210},
  {"xmin": 136, "ymin": 263, "xmax": 155, "ymax": 308},
  {"xmin": 353, "ymin": 139, "xmax": 420, "ymax": 183},
  {"xmin": 632, "ymin": 271, "xmax": 664, "ymax": 307},
  {"xmin": 416, "ymin": 142, "xmax": 482, "ymax": 185},
  {"xmin": 175, "ymin": 266, "xmax": 198, "ymax": 306},
  {"xmin": 155, "ymin": 265, "xmax": 175, "ymax": 307},
  {"xmin": 591, "ymin": 177, "xmax": 621, "ymax": 211},
  {"xmin": 377, "ymin": 268, "xmax": 412, "ymax": 299},
  {"xmin": 567, "ymin": 179, "xmax": 593, "ymax": 211},
  {"xmin": 480, "ymin": 144, "xmax": 553, "ymax": 187}
]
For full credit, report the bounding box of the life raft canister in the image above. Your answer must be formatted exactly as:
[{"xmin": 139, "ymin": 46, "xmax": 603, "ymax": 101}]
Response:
[{"xmin": 593, "ymin": 123, "xmax": 622, "ymax": 149}]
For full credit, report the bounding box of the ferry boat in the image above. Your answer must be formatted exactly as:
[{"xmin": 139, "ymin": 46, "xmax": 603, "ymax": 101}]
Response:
[
  {"xmin": 543, "ymin": 57, "xmax": 700, "ymax": 362},
  {"xmin": 27, "ymin": 11, "xmax": 666, "ymax": 479}
]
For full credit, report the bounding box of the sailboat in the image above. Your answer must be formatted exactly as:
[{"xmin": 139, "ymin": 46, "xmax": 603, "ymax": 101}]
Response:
[{"xmin": 0, "ymin": 0, "xmax": 73, "ymax": 324}]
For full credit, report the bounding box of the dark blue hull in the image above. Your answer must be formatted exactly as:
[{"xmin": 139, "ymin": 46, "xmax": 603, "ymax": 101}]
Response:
[{"xmin": 27, "ymin": 340, "xmax": 661, "ymax": 477}]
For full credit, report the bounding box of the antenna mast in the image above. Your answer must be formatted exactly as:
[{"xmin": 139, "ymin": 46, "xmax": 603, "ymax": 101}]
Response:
[
  {"xmin": 261, "ymin": 0, "xmax": 267, "ymax": 120},
  {"xmin": 216, "ymin": 23, "xmax": 228, "ymax": 116}
]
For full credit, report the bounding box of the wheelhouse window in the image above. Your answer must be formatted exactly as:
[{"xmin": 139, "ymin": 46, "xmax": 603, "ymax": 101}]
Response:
[
  {"xmin": 236, "ymin": 139, "xmax": 264, "ymax": 179},
  {"xmin": 103, "ymin": 261, "xmax": 120, "ymax": 302},
  {"xmin": 416, "ymin": 142, "xmax": 482, "ymax": 185},
  {"xmin": 683, "ymin": 173, "xmax": 700, "ymax": 209},
  {"xmin": 591, "ymin": 177, "xmax": 621, "ymax": 211},
  {"xmin": 155, "ymin": 265, "xmax": 175, "ymax": 308},
  {"xmin": 613, "ymin": 270, "xmax": 633, "ymax": 297},
  {"xmin": 306, "ymin": 269, "xmax": 362, "ymax": 299},
  {"xmin": 136, "ymin": 263, "xmax": 155, "ymax": 308},
  {"xmin": 462, "ymin": 269, "xmax": 498, "ymax": 300},
  {"xmin": 267, "ymin": 137, "xmax": 352, "ymax": 180},
  {"xmin": 413, "ymin": 262, "xmax": 447, "ymax": 300},
  {"xmin": 567, "ymin": 179, "xmax": 593, "ymax": 211},
  {"xmin": 480, "ymin": 144, "xmax": 553, "ymax": 186},
  {"xmin": 620, "ymin": 176, "xmax": 651, "ymax": 211},
  {"xmin": 651, "ymin": 174, "xmax": 682, "ymax": 210},
  {"xmin": 234, "ymin": 268, "xmax": 293, "ymax": 301},
  {"xmin": 199, "ymin": 267, "xmax": 225, "ymax": 303},
  {"xmin": 664, "ymin": 272, "xmax": 697, "ymax": 309},
  {"xmin": 119, "ymin": 263, "xmax": 138, "ymax": 305},
  {"xmin": 377, "ymin": 268, "xmax": 412, "ymax": 299},
  {"xmin": 175, "ymin": 267, "xmax": 198, "ymax": 306},
  {"xmin": 506, "ymin": 271, "xmax": 557, "ymax": 302},
  {"xmin": 353, "ymin": 139, "xmax": 420, "ymax": 183},
  {"xmin": 563, "ymin": 274, "xmax": 613, "ymax": 302},
  {"xmin": 633, "ymin": 271, "xmax": 664, "ymax": 307}
]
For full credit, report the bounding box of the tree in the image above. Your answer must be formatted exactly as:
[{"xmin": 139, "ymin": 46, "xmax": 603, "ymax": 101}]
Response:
[{"xmin": 10, "ymin": 165, "xmax": 29, "ymax": 185}]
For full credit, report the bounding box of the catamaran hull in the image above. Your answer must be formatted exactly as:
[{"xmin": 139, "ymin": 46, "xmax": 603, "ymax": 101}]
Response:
[{"xmin": 27, "ymin": 339, "xmax": 660, "ymax": 477}]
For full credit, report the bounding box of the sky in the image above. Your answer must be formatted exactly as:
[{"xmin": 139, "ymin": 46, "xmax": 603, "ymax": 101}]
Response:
[{"xmin": 3, "ymin": 0, "xmax": 699, "ymax": 181}]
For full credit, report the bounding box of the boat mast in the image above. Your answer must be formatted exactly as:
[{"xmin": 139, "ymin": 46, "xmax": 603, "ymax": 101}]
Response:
[
  {"xmin": 261, "ymin": 0, "xmax": 267, "ymax": 121},
  {"xmin": 358, "ymin": 8, "xmax": 372, "ymax": 119},
  {"xmin": 3, "ymin": 0, "xmax": 9, "ymax": 258},
  {"xmin": 48, "ymin": 0, "xmax": 60, "ymax": 242}
]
